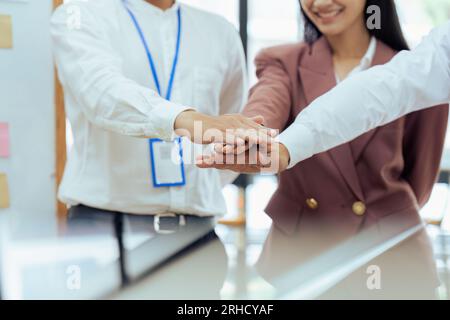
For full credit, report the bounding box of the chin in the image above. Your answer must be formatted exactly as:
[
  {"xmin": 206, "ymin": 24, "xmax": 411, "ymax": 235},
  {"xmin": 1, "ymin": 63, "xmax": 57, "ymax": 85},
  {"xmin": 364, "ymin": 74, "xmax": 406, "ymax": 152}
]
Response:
[{"xmin": 317, "ymin": 24, "xmax": 346, "ymax": 37}]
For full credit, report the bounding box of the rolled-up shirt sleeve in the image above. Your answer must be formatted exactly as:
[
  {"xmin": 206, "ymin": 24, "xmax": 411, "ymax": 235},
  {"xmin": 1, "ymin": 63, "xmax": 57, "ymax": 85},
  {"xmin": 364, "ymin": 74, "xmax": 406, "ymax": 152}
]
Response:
[
  {"xmin": 279, "ymin": 21, "xmax": 450, "ymax": 168},
  {"xmin": 51, "ymin": 3, "xmax": 193, "ymax": 141}
]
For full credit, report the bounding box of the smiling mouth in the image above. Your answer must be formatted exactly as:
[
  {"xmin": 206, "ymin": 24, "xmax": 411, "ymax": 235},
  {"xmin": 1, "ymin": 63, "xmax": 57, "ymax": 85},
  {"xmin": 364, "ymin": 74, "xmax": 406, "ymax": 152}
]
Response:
[{"xmin": 313, "ymin": 8, "xmax": 344, "ymax": 19}]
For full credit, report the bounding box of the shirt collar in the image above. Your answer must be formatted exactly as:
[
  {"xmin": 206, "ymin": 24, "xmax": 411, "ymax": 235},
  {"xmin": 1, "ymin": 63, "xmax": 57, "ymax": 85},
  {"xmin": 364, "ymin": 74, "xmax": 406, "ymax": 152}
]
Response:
[
  {"xmin": 358, "ymin": 36, "xmax": 377, "ymax": 70},
  {"xmin": 126, "ymin": 0, "xmax": 180, "ymax": 15},
  {"xmin": 334, "ymin": 36, "xmax": 377, "ymax": 83}
]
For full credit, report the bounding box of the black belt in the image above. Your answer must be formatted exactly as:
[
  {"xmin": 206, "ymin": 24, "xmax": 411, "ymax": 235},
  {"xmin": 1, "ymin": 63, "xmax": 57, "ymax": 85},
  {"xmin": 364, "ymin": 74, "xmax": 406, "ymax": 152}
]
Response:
[{"xmin": 67, "ymin": 205, "xmax": 211, "ymax": 234}]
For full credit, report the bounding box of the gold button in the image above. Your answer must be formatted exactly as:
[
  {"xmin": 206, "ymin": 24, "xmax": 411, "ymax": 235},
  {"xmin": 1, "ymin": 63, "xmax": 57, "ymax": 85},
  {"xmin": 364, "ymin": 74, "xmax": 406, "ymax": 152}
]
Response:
[
  {"xmin": 352, "ymin": 201, "xmax": 366, "ymax": 216},
  {"xmin": 306, "ymin": 198, "xmax": 319, "ymax": 210}
]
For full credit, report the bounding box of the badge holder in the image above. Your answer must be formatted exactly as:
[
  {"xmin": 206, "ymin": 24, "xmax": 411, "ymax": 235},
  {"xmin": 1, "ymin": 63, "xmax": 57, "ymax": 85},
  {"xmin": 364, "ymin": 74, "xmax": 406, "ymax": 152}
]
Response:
[{"xmin": 149, "ymin": 137, "xmax": 186, "ymax": 188}]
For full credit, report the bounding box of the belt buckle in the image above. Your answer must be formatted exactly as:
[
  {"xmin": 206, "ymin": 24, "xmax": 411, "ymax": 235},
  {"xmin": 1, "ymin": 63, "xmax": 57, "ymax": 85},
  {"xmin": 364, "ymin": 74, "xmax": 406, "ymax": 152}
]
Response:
[{"xmin": 154, "ymin": 213, "xmax": 186, "ymax": 234}]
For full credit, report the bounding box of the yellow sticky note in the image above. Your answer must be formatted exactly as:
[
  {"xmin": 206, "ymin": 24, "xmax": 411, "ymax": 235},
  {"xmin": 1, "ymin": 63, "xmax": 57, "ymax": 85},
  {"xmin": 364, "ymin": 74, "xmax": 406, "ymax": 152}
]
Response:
[
  {"xmin": 0, "ymin": 14, "xmax": 13, "ymax": 49},
  {"xmin": 0, "ymin": 173, "xmax": 10, "ymax": 208}
]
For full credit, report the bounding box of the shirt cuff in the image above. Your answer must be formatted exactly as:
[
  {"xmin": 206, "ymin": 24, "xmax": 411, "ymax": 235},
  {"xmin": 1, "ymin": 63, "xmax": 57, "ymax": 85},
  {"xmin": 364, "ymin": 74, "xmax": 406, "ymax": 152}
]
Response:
[
  {"xmin": 144, "ymin": 100, "xmax": 195, "ymax": 141},
  {"xmin": 278, "ymin": 123, "xmax": 315, "ymax": 169}
]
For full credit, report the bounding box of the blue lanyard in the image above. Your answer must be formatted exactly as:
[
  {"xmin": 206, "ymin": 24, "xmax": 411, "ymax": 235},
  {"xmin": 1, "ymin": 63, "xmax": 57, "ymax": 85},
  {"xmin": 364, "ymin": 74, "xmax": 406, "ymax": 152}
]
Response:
[{"xmin": 123, "ymin": 1, "xmax": 181, "ymax": 101}]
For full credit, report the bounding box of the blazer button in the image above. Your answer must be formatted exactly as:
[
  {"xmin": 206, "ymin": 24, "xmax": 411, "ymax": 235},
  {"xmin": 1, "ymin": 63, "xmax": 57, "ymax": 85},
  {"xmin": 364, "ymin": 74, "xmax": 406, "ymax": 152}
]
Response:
[
  {"xmin": 306, "ymin": 198, "xmax": 319, "ymax": 210},
  {"xmin": 352, "ymin": 201, "xmax": 366, "ymax": 216}
]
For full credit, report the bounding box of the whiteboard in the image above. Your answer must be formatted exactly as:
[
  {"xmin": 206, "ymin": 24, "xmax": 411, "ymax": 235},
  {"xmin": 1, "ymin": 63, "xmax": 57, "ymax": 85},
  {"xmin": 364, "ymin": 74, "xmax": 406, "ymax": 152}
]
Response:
[{"xmin": 0, "ymin": 0, "xmax": 56, "ymax": 219}]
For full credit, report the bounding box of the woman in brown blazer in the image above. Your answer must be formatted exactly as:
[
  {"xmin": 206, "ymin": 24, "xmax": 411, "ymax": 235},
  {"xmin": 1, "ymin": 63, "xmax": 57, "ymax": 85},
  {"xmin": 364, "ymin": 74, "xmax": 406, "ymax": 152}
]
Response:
[
  {"xmin": 240, "ymin": 0, "xmax": 448, "ymax": 236},
  {"xmin": 199, "ymin": 0, "xmax": 448, "ymax": 296}
]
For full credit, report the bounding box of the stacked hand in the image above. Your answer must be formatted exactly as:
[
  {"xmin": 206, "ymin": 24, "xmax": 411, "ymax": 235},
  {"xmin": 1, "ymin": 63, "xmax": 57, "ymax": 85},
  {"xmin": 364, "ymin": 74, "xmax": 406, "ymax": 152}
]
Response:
[
  {"xmin": 196, "ymin": 141, "xmax": 290, "ymax": 173},
  {"xmin": 174, "ymin": 110, "xmax": 290, "ymax": 173},
  {"xmin": 174, "ymin": 110, "xmax": 276, "ymax": 146}
]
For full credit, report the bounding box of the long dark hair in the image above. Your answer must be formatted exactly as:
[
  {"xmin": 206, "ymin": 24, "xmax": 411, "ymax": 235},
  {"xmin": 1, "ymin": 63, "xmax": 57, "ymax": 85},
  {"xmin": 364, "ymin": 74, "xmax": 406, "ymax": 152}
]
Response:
[{"xmin": 301, "ymin": 0, "xmax": 409, "ymax": 51}]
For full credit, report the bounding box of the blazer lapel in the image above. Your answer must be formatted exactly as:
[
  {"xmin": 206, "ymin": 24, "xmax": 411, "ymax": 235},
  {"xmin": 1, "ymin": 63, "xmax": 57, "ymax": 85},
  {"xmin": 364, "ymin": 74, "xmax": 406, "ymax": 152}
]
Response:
[
  {"xmin": 298, "ymin": 37, "xmax": 365, "ymax": 201},
  {"xmin": 298, "ymin": 37, "xmax": 336, "ymax": 105},
  {"xmin": 350, "ymin": 40, "xmax": 396, "ymax": 161},
  {"xmin": 328, "ymin": 144, "xmax": 365, "ymax": 200}
]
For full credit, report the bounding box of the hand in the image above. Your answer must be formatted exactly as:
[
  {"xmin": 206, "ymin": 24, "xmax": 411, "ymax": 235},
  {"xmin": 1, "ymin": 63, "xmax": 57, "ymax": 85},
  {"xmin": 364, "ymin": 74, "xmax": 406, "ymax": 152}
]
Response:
[
  {"xmin": 196, "ymin": 142, "xmax": 291, "ymax": 174},
  {"xmin": 174, "ymin": 111, "xmax": 276, "ymax": 147}
]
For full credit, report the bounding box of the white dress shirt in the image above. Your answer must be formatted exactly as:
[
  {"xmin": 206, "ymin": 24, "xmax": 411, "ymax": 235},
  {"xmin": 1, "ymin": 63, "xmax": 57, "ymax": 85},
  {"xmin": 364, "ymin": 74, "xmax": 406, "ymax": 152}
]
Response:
[
  {"xmin": 51, "ymin": 0, "xmax": 247, "ymax": 216},
  {"xmin": 279, "ymin": 21, "xmax": 450, "ymax": 168}
]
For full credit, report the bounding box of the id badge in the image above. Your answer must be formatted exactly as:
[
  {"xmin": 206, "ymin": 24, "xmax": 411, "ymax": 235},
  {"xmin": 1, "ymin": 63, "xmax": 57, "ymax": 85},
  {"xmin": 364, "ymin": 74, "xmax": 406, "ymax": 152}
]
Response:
[{"xmin": 149, "ymin": 138, "xmax": 186, "ymax": 188}]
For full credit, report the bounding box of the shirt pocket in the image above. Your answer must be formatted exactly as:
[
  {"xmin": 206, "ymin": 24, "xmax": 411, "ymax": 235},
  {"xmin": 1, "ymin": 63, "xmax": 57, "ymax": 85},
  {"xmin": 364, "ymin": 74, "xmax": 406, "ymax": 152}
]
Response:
[{"xmin": 193, "ymin": 67, "xmax": 223, "ymax": 115}]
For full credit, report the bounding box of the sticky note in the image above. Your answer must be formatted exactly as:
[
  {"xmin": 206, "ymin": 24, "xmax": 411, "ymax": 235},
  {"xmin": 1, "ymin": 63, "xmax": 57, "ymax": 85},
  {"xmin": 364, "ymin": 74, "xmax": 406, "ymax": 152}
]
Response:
[
  {"xmin": 0, "ymin": 122, "xmax": 9, "ymax": 157},
  {"xmin": 0, "ymin": 173, "xmax": 10, "ymax": 208},
  {"xmin": 0, "ymin": 14, "xmax": 13, "ymax": 49}
]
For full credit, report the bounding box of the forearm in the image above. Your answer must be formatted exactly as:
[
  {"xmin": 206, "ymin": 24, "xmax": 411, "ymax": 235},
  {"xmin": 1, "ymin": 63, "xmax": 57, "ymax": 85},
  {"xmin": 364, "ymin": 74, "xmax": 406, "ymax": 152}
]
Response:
[{"xmin": 67, "ymin": 76, "xmax": 192, "ymax": 140}]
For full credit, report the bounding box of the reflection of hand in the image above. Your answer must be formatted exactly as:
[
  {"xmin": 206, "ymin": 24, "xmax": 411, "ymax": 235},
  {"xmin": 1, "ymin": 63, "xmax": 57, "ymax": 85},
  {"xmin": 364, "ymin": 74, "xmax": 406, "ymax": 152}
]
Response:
[
  {"xmin": 174, "ymin": 110, "xmax": 276, "ymax": 146},
  {"xmin": 196, "ymin": 142, "xmax": 291, "ymax": 174}
]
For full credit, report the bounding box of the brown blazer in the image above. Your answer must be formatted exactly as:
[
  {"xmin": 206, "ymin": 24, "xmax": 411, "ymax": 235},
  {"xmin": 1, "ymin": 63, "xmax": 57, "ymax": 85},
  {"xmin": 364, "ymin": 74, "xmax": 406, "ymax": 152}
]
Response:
[{"xmin": 244, "ymin": 37, "xmax": 449, "ymax": 235}]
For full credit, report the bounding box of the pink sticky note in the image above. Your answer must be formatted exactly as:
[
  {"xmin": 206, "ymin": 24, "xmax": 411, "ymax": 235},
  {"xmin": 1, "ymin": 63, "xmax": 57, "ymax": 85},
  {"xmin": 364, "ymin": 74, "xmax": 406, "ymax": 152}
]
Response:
[{"xmin": 0, "ymin": 123, "xmax": 10, "ymax": 158}]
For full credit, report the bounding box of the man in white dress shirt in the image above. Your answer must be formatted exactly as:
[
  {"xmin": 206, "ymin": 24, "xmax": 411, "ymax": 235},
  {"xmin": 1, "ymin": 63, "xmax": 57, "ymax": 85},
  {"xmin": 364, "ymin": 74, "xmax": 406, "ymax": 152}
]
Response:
[
  {"xmin": 198, "ymin": 21, "xmax": 450, "ymax": 173},
  {"xmin": 51, "ymin": 0, "xmax": 269, "ymax": 217}
]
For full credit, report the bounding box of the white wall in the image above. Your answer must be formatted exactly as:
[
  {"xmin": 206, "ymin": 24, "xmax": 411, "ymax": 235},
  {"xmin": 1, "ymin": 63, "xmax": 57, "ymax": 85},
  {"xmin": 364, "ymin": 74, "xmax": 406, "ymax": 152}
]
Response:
[{"xmin": 0, "ymin": 0, "xmax": 56, "ymax": 219}]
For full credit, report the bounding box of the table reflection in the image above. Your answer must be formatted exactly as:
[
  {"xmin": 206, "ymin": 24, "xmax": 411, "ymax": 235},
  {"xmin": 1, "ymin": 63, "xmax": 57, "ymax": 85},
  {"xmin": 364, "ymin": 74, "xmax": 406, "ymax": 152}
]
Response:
[
  {"xmin": 0, "ymin": 206, "xmax": 220, "ymax": 299},
  {"xmin": 0, "ymin": 204, "xmax": 445, "ymax": 299},
  {"xmin": 259, "ymin": 207, "xmax": 439, "ymax": 299}
]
